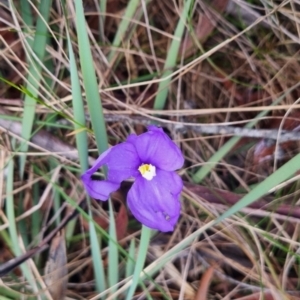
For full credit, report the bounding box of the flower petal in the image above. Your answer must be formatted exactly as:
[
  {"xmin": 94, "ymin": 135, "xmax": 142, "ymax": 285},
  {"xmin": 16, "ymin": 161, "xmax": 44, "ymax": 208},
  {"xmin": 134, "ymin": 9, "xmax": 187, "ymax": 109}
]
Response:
[
  {"xmin": 81, "ymin": 142, "xmax": 141, "ymax": 200},
  {"xmin": 127, "ymin": 169, "xmax": 182, "ymax": 231},
  {"xmin": 128, "ymin": 126, "xmax": 184, "ymax": 171},
  {"xmin": 104, "ymin": 142, "xmax": 141, "ymax": 182},
  {"xmin": 81, "ymin": 174, "xmax": 120, "ymax": 200}
]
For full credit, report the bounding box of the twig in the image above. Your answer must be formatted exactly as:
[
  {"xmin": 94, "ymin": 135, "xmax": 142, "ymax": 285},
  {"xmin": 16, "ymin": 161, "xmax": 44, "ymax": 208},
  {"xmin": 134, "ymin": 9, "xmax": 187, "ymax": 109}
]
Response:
[
  {"xmin": 2, "ymin": 100, "xmax": 300, "ymax": 143},
  {"xmin": 2, "ymin": 107, "xmax": 300, "ymax": 170},
  {"xmin": 102, "ymin": 114, "xmax": 300, "ymax": 142}
]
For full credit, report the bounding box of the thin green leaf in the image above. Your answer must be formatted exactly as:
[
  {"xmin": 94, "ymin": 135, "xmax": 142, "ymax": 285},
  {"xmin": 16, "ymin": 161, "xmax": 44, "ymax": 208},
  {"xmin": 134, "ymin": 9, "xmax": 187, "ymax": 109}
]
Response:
[
  {"xmin": 215, "ymin": 152, "xmax": 300, "ymax": 223},
  {"xmin": 66, "ymin": 33, "xmax": 88, "ymax": 171},
  {"xmin": 125, "ymin": 225, "xmax": 152, "ymax": 300},
  {"xmin": 15, "ymin": 0, "xmax": 52, "ymax": 176},
  {"xmin": 74, "ymin": 0, "xmax": 108, "ymax": 154},
  {"xmin": 5, "ymin": 159, "xmax": 39, "ymax": 294},
  {"xmin": 68, "ymin": 1, "xmax": 109, "ymax": 293},
  {"xmin": 108, "ymin": 201, "xmax": 119, "ymax": 297},
  {"xmin": 20, "ymin": 0, "xmax": 33, "ymax": 48},
  {"xmin": 125, "ymin": 239, "xmax": 136, "ymax": 278},
  {"xmin": 108, "ymin": 0, "xmax": 149, "ymax": 63},
  {"xmin": 98, "ymin": 0, "xmax": 107, "ymax": 41},
  {"xmin": 153, "ymin": 0, "xmax": 193, "ymax": 110}
]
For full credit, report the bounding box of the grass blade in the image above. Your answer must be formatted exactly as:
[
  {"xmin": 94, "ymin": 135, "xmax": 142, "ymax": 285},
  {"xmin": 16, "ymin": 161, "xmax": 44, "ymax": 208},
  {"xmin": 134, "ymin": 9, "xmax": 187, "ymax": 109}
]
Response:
[
  {"xmin": 73, "ymin": 0, "xmax": 112, "ymax": 294},
  {"xmin": 98, "ymin": 0, "xmax": 107, "ymax": 41},
  {"xmin": 5, "ymin": 158, "xmax": 39, "ymax": 295},
  {"xmin": 215, "ymin": 152, "xmax": 300, "ymax": 223},
  {"xmin": 16, "ymin": 0, "xmax": 52, "ymax": 176},
  {"xmin": 66, "ymin": 23, "xmax": 107, "ymax": 296},
  {"xmin": 125, "ymin": 239, "xmax": 136, "ymax": 278},
  {"xmin": 107, "ymin": 0, "xmax": 147, "ymax": 63},
  {"xmin": 125, "ymin": 225, "xmax": 152, "ymax": 300},
  {"xmin": 153, "ymin": 0, "xmax": 193, "ymax": 110},
  {"xmin": 74, "ymin": 0, "xmax": 108, "ymax": 154},
  {"xmin": 108, "ymin": 201, "xmax": 119, "ymax": 297}
]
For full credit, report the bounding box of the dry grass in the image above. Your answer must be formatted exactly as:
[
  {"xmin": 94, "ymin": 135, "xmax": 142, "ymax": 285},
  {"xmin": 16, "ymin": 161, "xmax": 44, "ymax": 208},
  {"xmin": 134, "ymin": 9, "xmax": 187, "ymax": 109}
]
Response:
[{"xmin": 1, "ymin": 0, "xmax": 300, "ymax": 299}]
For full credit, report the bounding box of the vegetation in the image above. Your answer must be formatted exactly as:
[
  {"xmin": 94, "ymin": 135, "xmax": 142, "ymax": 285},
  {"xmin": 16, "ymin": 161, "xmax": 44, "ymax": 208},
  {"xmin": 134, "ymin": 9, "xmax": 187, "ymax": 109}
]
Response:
[{"xmin": 0, "ymin": 0, "xmax": 300, "ymax": 299}]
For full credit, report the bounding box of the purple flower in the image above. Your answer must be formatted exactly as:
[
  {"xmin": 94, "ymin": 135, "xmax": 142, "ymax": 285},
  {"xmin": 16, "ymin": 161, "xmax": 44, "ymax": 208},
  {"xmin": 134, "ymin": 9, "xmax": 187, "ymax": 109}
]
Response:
[{"xmin": 81, "ymin": 126, "xmax": 184, "ymax": 232}]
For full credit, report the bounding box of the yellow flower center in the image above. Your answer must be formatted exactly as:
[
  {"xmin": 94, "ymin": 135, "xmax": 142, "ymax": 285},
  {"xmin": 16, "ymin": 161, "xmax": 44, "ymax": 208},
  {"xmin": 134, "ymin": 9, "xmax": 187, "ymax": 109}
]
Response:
[{"xmin": 138, "ymin": 164, "xmax": 156, "ymax": 180}]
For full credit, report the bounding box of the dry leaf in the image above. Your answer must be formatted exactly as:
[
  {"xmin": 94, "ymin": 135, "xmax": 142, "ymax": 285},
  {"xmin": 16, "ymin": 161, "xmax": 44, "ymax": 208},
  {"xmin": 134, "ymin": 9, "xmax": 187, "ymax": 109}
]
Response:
[
  {"xmin": 181, "ymin": 0, "xmax": 229, "ymax": 56},
  {"xmin": 114, "ymin": 196, "xmax": 128, "ymax": 241},
  {"xmin": 45, "ymin": 230, "xmax": 68, "ymax": 299},
  {"xmin": 82, "ymin": 192, "xmax": 128, "ymax": 241}
]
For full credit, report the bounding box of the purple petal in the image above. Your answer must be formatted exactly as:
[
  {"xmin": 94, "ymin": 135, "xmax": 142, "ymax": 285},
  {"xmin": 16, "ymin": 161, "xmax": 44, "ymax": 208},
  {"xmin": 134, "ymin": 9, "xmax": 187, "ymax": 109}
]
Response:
[
  {"xmin": 103, "ymin": 142, "xmax": 141, "ymax": 182},
  {"xmin": 81, "ymin": 142, "xmax": 141, "ymax": 200},
  {"xmin": 81, "ymin": 173, "xmax": 120, "ymax": 200},
  {"xmin": 127, "ymin": 126, "xmax": 184, "ymax": 171},
  {"xmin": 127, "ymin": 169, "xmax": 182, "ymax": 232}
]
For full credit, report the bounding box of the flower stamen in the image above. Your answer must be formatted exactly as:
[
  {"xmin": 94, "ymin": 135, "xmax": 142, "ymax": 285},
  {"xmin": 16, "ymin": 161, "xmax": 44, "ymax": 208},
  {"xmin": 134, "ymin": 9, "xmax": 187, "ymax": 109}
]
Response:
[{"xmin": 138, "ymin": 164, "xmax": 156, "ymax": 180}]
